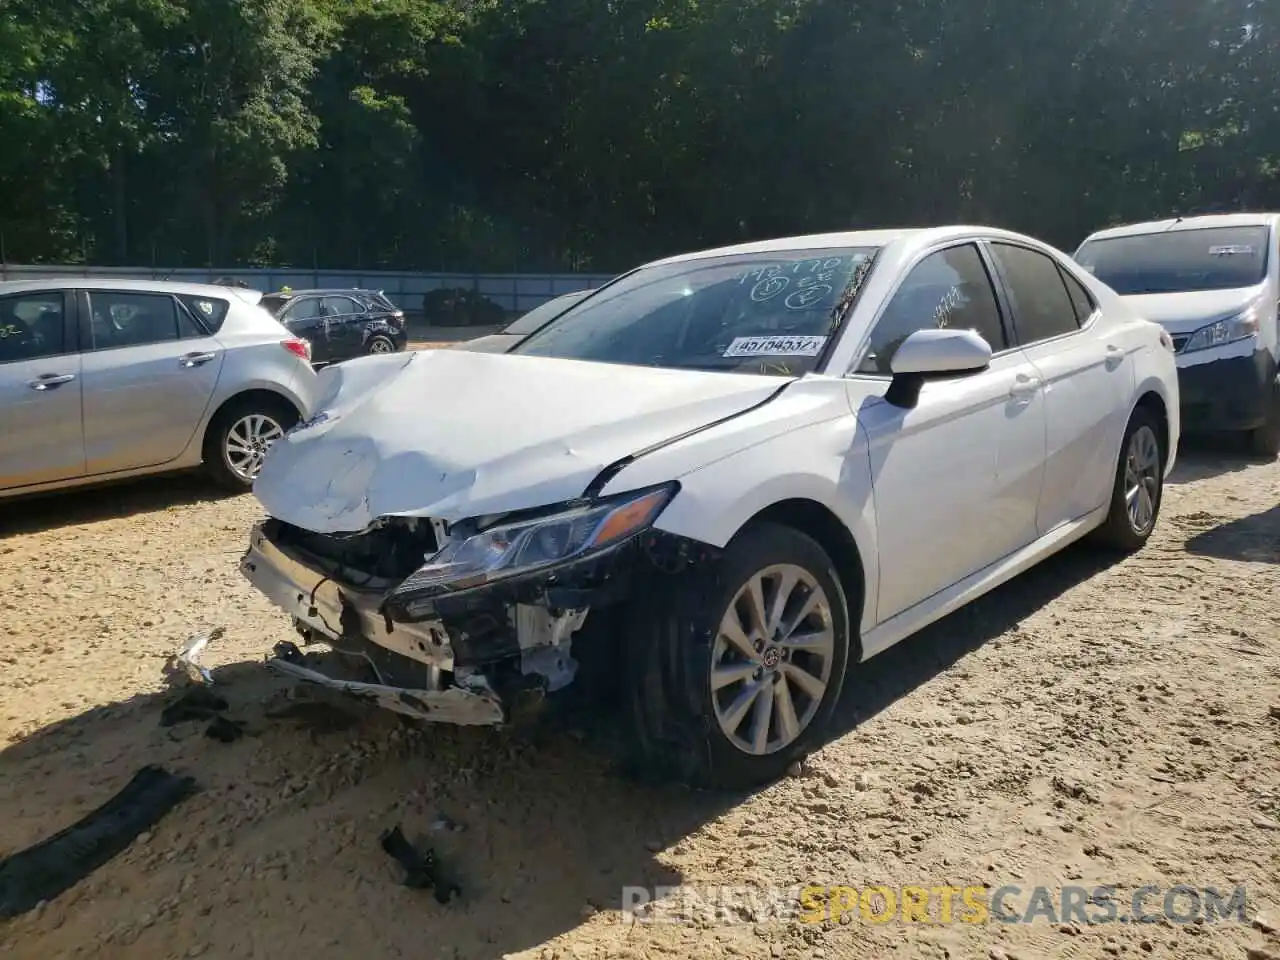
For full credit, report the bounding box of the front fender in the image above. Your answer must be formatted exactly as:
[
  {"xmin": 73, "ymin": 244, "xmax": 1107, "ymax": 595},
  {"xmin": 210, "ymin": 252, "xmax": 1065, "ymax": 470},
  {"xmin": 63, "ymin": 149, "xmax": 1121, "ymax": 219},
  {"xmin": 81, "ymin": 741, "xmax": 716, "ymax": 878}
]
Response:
[{"xmin": 643, "ymin": 415, "xmax": 882, "ymax": 634}]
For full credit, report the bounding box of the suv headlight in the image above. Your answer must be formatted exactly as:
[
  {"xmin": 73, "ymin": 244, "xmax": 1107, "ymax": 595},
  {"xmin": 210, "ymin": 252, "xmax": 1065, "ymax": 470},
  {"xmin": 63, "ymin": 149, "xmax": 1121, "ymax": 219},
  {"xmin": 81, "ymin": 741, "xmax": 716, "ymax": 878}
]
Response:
[
  {"xmin": 388, "ymin": 483, "xmax": 677, "ymax": 611},
  {"xmin": 1181, "ymin": 305, "xmax": 1260, "ymax": 354}
]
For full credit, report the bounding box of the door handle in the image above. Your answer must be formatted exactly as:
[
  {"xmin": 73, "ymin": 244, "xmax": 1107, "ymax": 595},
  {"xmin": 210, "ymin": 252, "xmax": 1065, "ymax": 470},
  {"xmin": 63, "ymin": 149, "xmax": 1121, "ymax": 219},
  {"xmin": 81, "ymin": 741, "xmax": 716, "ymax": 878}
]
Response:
[
  {"xmin": 1104, "ymin": 344, "xmax": 1124, "ymax": 369},
  {"xmin": 27, "ymin": 373, "xmax": 76, "ymax": 391},
  {"xmin": 180, "ymin": 351, "xmax": 217, "ymax": 368},
  {"xmin": 1009, "ymin": 373, "xmax": 1041, "ymax": 403}
]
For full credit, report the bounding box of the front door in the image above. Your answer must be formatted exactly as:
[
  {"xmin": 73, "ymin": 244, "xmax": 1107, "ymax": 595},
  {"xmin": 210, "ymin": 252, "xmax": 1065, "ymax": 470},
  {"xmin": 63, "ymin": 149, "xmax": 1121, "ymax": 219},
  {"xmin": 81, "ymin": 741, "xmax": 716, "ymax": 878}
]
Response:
[
  {"xmin": 0, "ymin": 290, "xmax": 85, "ymax": 490},
  {"xmin": 78, "ymin": 290, "xmax": 225, "ymax": 474},
  {"xmin": 846, "ymin": 242, "xmax": 1048, "ymax": 623}
]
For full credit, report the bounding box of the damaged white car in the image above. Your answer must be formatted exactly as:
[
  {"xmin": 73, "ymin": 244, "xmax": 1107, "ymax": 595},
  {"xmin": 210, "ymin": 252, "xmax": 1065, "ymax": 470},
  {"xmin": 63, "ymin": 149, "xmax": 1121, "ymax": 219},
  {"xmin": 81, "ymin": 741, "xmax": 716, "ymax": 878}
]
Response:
[{"xmin": 234, "ymin": 227, "xmax": 1180, "ymax": 789}]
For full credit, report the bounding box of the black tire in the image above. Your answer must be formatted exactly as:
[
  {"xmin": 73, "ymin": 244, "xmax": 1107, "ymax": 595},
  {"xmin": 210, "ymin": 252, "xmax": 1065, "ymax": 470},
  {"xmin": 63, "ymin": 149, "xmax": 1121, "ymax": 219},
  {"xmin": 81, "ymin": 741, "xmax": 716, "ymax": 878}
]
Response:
[
  {"xmin": 366, "ymin": 335, "xmax": 397, "ymax": 355},
  {"xmin": 201, "ymin": 395, "xmax": 300, "ymax": 492},
  {"xmin": 622, "ymin": 521, "xmax": 852, "ymax": 791},
  {"xmin": 1090, "ymin": 406, "xmax": 1166, "ymax": 552},
  {"xmin": 1247, "ymin": 380, "xmax": 1280, "ymax": 459}
]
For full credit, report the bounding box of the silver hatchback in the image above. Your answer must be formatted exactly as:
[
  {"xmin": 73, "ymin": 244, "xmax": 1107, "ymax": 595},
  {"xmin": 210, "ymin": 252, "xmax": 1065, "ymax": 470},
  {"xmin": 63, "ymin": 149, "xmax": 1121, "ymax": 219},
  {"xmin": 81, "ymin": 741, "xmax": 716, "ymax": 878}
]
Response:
[{"xmin": 0, "ymin": 279, "xmax": 319, "ymax": 497}]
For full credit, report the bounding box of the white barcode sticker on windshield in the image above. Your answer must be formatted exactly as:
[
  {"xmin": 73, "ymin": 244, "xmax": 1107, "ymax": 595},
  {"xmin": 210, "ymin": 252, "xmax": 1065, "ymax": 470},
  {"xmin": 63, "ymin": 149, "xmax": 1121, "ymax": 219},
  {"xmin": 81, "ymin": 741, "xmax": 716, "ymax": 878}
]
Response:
[
  {"xmin": 724, "ymin": 335, "xmax": 827, "ymax": 358},
  {"xmin": 1210, "ymin": 245, "xmax": 1256, "ymax": 256}
]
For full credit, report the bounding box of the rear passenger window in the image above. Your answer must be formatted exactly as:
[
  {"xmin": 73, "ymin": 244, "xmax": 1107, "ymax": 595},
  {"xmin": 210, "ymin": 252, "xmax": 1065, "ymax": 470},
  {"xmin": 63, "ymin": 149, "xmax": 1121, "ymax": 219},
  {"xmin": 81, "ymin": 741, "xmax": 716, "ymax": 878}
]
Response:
[
  {"xmin": 856, "ymin": 243, "xmax": 1007, "ymax": 375},
  {"xmin": 179, "ymin": 294, "xmax": 230, "ymax": 333},
  {"xmin": 0, "ymin": 292, "xmax": 66, "ymax": 363},
  {"xmin": 87, "ymin": 292, "xmax": 184, "ymax": 350},
  {"xmin": 320, "ymin": 296, "xmax": 361, "ymax": 316},
  {"xmin": 1059, "ymin": 268, "xmax": 1097, "ymax": 326},
  {"xmin": 988, "ymin": 243, "xmax": 1081, "ymax": 343}
]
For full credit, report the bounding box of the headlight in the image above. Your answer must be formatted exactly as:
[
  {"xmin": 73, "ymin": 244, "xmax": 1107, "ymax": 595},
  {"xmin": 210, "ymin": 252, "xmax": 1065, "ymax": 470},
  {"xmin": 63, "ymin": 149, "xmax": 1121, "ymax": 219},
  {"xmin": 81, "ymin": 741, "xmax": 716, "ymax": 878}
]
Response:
[
  {"xmin": 389, "ymin": 484, "xmax": 677, "ymax": 608},
  {"xmin": 1181, "ymin": 305, "xmax": 1260, "ymax": 354}
]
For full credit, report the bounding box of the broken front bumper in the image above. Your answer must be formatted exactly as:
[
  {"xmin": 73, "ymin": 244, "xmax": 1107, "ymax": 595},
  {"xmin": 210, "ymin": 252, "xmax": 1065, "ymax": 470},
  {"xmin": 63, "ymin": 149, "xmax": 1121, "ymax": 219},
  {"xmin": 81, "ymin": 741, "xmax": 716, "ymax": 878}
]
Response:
[
  {"xmin": 237, "ymin": 521, "xmax": 505, "ymax": 725},
  {"xmin": 239, "ymin": 521, "xmax": 456, "ymax": 668}
]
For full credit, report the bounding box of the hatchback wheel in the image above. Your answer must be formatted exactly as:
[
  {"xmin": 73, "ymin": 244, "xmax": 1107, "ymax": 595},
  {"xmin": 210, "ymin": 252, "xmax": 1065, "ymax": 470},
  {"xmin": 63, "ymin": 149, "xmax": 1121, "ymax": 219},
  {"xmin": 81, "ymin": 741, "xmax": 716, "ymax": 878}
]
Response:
[
  {"xmin": 623, "ymin": 522, "xmax": 851, "ymax": 789},
  {"xmin": 203, "ymin": 396, "xmax": 299, "ymax": 492},
  {"xmin": 1091, "ymin": 406, "xmax": 1165, "ymax": 551},
  {"xmin": 367, "ymin": 335, "xmax": 397, "ymax": 355}
]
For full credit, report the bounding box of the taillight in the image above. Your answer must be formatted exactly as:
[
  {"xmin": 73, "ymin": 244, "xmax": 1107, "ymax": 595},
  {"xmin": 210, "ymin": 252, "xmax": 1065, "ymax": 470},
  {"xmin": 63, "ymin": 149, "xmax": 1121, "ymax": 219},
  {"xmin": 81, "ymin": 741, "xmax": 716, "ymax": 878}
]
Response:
[{"xmin": 282, "ymin": 338, "xmax": 312, "ymax": 362}]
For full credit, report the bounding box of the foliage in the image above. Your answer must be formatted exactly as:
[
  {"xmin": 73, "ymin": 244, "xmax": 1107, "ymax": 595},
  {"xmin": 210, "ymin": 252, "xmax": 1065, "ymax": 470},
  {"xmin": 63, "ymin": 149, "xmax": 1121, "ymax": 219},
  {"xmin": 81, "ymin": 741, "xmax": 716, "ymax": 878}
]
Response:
[{"xmin": 2, "ymin": 0, "xmax": 1278, "ymax": 270}]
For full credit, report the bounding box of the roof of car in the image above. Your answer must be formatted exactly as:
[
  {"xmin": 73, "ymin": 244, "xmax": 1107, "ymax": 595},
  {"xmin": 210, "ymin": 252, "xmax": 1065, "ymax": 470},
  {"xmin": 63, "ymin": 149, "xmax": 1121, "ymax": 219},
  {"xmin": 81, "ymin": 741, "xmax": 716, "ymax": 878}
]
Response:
[
  {"xmin": 265, "ymin": 288, "xmax": 383, "ymax": 298},
  {"xmin": 642, "ymin": 225, "xmax": 1056, "ymax": 268},
  {"xmin": 0, "ymin": 277, "xmax": 264, "ymax": 303},
  {"xmin": 1082, "ymin": 213, "xmax": 1280, "ymax": 243}
]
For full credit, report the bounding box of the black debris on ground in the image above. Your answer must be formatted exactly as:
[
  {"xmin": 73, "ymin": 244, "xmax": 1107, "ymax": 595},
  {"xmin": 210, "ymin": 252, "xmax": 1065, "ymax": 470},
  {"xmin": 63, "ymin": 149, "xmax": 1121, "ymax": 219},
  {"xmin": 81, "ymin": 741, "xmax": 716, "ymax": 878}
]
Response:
[
  {"xmin": 0, "ymin": 765, "xmax": 198, "ymax": 920},
  {"xmin": 379, "ymin": 825, "xmax": 460, "ymax": 904},
  {"xmin": 204, "ymin": 716, "xmax": 245, "ymax": 743},
  {"xmin": 159, "ymin": 686, "xmax": 229, "ymax": 727}
]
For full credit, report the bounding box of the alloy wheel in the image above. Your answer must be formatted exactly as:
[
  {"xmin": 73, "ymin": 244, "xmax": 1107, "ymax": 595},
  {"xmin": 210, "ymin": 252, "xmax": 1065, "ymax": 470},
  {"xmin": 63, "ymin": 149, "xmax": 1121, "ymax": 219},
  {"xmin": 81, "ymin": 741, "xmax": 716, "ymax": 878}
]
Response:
[
  {"xmin": 710, "ymin": 563, "xmax": 836, "ymax": 756},
  {"xmin": 224, "ymin": 413, "xmax": 285, "ymax": 482},
  {"xmin": 1124, "ymin": 424, "xmax": 1161, "ymax": 535}
]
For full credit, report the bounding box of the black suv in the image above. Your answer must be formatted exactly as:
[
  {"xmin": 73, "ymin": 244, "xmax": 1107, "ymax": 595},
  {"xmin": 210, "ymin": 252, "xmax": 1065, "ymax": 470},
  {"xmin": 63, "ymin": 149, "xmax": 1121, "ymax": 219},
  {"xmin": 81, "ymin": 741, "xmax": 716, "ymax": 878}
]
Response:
[{"xmin": 258, "ymin": 289, "xmax": 408, "ymax": 364}]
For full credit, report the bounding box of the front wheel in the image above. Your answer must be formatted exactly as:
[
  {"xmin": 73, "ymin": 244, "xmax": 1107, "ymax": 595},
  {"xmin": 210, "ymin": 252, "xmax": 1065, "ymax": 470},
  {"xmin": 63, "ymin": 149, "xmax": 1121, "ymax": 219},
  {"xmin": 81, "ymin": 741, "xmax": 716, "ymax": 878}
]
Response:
[
  {"xmin": 202, "ymin": 396, "xmax": 299, "ymax": 492},
  {"xmin": 1090, "ymin": 407, "xmax": 1165, "ymax": 552},
  {"xmin": 623, "ymin": 522, "xmax": 852, "ymax": 790},
  {"xmin": 367, "ymin": 335, "xmax": 397, "ymax": 355},
  {"xmin": 1247, "ymin": 381, "xmax": 1280, "ymax": 459}
]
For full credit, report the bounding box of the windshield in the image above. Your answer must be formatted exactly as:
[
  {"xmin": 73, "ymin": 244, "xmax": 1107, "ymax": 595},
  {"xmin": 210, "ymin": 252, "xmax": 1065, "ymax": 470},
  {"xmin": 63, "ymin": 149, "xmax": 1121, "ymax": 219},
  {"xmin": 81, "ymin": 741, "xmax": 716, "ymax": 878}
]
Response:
[
  {"xmin": 512, "ymin": 247, "xmax": 879, "ymax": 375},
  {"xmin": 1075, "ymin": 225, "xmax": 1270, "ymax": 295},
  {"xmin": 504, "ymin": 289, "xmax": 594, "ymax": 336}
]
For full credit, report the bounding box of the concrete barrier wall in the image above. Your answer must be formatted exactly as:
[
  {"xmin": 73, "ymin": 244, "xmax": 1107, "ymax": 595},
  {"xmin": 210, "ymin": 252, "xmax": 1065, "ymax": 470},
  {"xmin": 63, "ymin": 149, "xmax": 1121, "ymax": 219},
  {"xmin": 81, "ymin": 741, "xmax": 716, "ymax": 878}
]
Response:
[{"xmin": 0, "ymin": 264, "xmax": 615, "ymax": 316}]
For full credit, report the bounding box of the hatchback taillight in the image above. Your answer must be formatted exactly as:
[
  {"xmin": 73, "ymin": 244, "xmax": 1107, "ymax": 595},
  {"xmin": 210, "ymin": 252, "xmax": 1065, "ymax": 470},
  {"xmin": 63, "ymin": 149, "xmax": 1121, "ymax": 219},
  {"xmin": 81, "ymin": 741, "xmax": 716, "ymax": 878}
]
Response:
[{"xmin": 282, "ymin": 338, "xmax": 312, "ymax": 362}]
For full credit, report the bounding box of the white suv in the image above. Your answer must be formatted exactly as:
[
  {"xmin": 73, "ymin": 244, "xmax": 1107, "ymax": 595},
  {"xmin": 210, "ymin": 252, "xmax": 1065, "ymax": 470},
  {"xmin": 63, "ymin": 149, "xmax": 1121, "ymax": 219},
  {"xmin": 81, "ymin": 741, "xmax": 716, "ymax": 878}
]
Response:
[
  {"xmin": 1076, "ymin": 213, "xmax": 1280, "ymax": 456},
  {"xmin": 0, "ymin": 278, "xmax": 319, "ymax": 496}
]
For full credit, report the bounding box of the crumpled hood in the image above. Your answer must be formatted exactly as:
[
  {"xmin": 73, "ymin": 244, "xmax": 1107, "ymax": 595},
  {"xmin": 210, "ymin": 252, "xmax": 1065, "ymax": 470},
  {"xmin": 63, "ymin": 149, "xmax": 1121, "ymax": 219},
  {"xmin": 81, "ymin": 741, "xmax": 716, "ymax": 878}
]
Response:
[
  {"xmin": 253, "ymin": 349, "xmax": 788, "ymax": 533},
  {"xmin": 1122, "ymin": 287, "xmax": 1263, "ymax": 335}
]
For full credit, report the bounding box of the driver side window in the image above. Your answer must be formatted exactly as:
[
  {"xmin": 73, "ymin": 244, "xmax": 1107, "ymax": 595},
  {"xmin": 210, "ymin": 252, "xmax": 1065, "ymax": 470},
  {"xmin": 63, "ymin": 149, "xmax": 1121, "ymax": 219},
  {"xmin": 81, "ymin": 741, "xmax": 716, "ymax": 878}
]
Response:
[{"xmin": 855, "ymin": 244, "xmax": 1007, "ymax": 375}]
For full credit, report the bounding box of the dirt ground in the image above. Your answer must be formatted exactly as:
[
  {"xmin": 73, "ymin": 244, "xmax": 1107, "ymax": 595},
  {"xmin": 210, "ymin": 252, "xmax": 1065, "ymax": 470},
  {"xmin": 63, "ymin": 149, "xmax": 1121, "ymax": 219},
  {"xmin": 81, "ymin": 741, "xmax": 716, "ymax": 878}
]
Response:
[{"xmin": 1, "ymin": 443, "xmax": 1278, "ymax": 960}]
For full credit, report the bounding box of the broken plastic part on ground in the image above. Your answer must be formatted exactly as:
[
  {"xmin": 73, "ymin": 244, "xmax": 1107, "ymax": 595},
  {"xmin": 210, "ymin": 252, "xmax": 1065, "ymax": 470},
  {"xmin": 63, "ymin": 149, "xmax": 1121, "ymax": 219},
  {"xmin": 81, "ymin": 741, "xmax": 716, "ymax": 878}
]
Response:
[
  {"xmin": 379, "ymin": 825, "xmax": 459, "ymax": 904},
  {"xmin": 168, "ymin": 627, "xmax": 225, "ymax": 686},
  {"xmin": 0, "ymin": 766, "xmax": 197, "ymax": 920}
]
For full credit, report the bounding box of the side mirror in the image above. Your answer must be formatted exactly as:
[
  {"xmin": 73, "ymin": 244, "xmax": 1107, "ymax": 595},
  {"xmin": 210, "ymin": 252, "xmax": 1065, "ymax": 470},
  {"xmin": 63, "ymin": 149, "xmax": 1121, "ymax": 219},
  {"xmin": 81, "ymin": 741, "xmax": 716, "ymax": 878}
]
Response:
[{"xmin": 884, "ymin": 328, "xmax": 992, "ymax": 409}]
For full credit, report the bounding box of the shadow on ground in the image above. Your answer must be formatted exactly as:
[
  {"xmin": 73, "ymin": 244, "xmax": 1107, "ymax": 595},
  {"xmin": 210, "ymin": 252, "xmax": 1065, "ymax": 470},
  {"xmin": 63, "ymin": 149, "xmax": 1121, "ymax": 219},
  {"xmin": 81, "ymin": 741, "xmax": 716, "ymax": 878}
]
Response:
[
  {"xmin": 1184, "ymin": 504, "xmax": 1280, "ymax": 564},
  {"xmin": 1167, "ymin": 435, "xmax": 1275, "ymax": 485},
  {"xmin": 0, "ymin": 540, "xmax": 1115, "ymax": 958},
  {"xmin": 0, "ymin": 474, "xmax": 238, "ymax": 538}
]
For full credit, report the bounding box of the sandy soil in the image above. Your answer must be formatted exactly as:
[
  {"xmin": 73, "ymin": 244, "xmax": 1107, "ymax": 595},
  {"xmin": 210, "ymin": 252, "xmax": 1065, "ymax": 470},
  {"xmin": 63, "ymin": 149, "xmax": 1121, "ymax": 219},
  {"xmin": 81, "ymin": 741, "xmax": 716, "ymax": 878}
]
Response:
[{"xmin": 1, "ymin": 445, "xmax": 1278, "ymax": 960}]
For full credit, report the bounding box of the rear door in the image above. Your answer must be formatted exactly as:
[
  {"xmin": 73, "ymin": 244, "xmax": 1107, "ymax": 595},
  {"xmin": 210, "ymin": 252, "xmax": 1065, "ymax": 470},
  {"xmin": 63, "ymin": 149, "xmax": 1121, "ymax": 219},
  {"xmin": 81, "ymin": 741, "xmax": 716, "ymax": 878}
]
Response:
[
  {"xmin": 78, "ymin": 289, "xmax": 226, "ymax": 474},
  {"xmin": 320, "ymin": 295, "xmax": 366, "ymax": 360},
  {"xmin": 0, "ymin": 289, "xmax": 85, "ymax": 489},
  {"xmin": 985, "ymin": 241, "xmax": 1134, "ymax": 535}
]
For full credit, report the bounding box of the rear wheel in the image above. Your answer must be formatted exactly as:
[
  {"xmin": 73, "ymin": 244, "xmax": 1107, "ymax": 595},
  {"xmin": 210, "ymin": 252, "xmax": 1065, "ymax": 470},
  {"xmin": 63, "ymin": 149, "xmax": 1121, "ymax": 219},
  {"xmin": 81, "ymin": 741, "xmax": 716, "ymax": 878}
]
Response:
[
  {"xmin": 1090, "ymin": 407, "xmax": 1165, "ymax": 552},
  {"xmin": 367, "ymin": 335, "xmax": 397, "ymax": 355},
  {"xmin": 623, "ymin": 522, "xmax": 851, "ymax": 790},
  {"xmin": 202, "ymin": 395, "xmax": 299, "ymax": 492},
  {"xmin": 1247, "ymin": 380, "xmax": 1280, "ymax": 459}
]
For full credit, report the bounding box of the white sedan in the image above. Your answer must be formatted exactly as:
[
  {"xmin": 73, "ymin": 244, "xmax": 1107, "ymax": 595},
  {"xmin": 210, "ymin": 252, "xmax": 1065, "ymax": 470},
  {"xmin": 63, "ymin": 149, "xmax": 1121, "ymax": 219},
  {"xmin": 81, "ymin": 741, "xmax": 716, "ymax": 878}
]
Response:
[{"xmin": 231, "ymin": 226, "xmax": 1180, "ymax": 789}]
